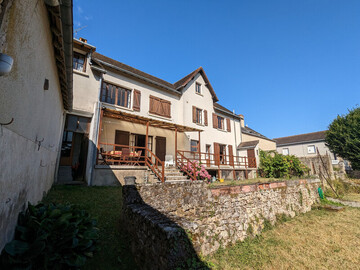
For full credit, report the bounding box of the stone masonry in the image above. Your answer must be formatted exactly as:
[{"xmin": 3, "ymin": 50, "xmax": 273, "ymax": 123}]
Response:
[{"xmin": 123, "ymin": 179, "xmax": 320, "ymax": 268}]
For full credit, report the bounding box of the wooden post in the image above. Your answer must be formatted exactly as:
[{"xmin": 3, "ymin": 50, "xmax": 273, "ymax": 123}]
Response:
[
  {"xmin": 198, "ymin": 131, "xmax": 201, "ymax": 164},
  {"xmin": 145, "ymin": 121, "xmax": 149, "ymax": 161},
  {"xmin": 175, "ymin": 127, "xmax": 178, "ymax": 167},
  {"xmin": 96, "ymin": 108, "xmax": 104, "ymax": 165}
]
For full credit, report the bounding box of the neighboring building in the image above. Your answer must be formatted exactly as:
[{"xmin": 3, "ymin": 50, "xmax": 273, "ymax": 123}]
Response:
[
  {"xmin": 273, "ymin": 131, "xmax": 350, "ymax": 175},
  {"xmin": 237, "ymin": 115, "xmax": 276, "ymax": 171},
  {"xmin": 58, "ymin": 38, "xmax": 261, "ymax": 185},
  {"xmin": 0, "ymin": 0, "xmax": 73, "ymax": 250},
  {"xmin": 274, "ymin": 131, "xmax": 334, "ymax": 159}
]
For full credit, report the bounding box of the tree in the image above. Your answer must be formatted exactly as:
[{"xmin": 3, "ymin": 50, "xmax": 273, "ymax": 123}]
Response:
[{"xmin": 325, "ymin": 107, "xmax": 360, "ymax": 170}]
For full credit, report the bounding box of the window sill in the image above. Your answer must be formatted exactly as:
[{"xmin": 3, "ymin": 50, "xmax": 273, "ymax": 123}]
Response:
[
  {"xmin": 73, "ymin": 69, "xmax": 89, "ymax": 77},
  {"xmin": 195, "ymin": 122, "xmax": 205, "ymax": 127},
  {"xmin": 216, "ymin": 128, "xmax": 228, "ymax": 133},
  {"xmin": 195, "ymin": 92, "xmax": 203, "ymax": 97},
  {"xmin": 148, "ymin": 112, "xmax": 172, "ymax": 121},
  {"xmin": 101, "ymin": 102, "xmax": 133, "ymax": 112}
]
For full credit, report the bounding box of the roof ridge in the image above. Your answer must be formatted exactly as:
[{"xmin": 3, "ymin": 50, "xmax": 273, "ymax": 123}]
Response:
[
  {"xmin": 273, "ymin": 130, "xmax": 326, "ymax": 140},
  {"xmin": 173, "ymin": 67, "xmax": 202, "ymax": 89}
]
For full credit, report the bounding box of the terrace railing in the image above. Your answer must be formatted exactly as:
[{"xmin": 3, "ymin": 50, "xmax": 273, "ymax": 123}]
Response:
[{"xmin": 97, "ymin": 142, "xmax": 165, "ymax": 183}]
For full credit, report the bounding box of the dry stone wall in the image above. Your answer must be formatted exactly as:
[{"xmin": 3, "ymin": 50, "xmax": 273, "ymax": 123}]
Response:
[{"xmin": 123, "ymin": 179, "xmax": 320, "ymax": 268}]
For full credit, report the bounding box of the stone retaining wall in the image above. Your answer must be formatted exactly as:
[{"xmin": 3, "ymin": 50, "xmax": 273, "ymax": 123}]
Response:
[{"xmin": 123, "ymin": 179, "xmax": 320, "ymax": 268}]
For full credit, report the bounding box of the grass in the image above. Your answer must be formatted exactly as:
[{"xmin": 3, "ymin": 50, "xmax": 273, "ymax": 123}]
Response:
[
  {"xmin": 205, "ymin": 207, "xmax": 360, "ymax": 269},
  {"xmin": 342, "ymin": 193, "xmax": 360, "ymax": 202},
  {"xmin": 209, "ymin": 177, "xmax": 311, "ymax": 188},
  {"xmin": 43, "ymin": 185, "xmax": 137, "ymax": 270}
]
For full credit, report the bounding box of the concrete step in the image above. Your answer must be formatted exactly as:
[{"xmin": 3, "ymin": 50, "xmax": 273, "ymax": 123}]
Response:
[
  {"xmin": 165, "ymin": 179, "xmax": 191, "ymax": 183},
  {"xmin": 165, "ymin": 175, "xmax": 188, "ymax": 181}
]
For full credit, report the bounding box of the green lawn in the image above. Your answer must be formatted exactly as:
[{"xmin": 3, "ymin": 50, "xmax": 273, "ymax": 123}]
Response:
[
  {"xmin": 205, "ymin": 207, "xmax": 360, "ymax": 269},
  {"xmin": 43, "ymin": 185, "xmax": 137, "ymax": 270}
]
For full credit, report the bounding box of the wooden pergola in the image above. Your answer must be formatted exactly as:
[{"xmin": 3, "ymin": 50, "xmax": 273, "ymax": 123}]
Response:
[{"xmin": 97, "ymin": 107, "xmax": 203, "ymax": 166}]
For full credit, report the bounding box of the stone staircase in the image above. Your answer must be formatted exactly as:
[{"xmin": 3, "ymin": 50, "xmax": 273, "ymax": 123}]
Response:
[{"xmin": 147, "ymin": 166, "xmax": 190, "ymax": 183}]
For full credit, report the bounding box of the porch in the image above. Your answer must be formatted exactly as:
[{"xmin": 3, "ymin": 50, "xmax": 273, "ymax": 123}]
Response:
[{"xmin": 95, "ymin": 106, "xmax": 255, "ymax": 184}]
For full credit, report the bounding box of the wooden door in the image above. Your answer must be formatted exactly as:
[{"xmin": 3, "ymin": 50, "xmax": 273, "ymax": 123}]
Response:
[
  {"xmin": 115, "ymin": 130, "xmax": 130, "ymax": 150},
  {"xmin": 214, "ymin": 143, "xmax": 220, "ymax": 166},
  {"xmin": 206, "ymin": 145, "xmax": 211, "ymax": 167},
  {"xmin": 155, "ymin": 136, "xmax": 166, "ymax": 161},
  {"xmin": 247, "ymin": 148, "xmax": 256, "ymax": 168},
  {"xmin": 228, "ymin": 145, "xmax": 234, "ymax": 166}
]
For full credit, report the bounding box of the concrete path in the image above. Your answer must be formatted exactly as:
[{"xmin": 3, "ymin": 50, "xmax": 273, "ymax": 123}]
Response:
[{"xmin": 327, "ymin": 197, "xmax": 360, "ymax": 208}]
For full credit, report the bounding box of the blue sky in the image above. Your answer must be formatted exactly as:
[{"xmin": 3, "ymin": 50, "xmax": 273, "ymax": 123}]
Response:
[{"xmin": 74, "ymin": 0, "xmax": 360, "ymax": 139}]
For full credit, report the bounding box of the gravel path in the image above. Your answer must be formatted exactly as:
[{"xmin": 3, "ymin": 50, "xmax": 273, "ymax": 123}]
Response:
[{"xmin": 327, "ymin": 197, "xmax": 360, "ymax": 208}]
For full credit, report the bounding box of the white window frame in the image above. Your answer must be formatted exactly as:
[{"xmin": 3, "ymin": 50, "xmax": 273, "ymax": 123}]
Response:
[
  {"xmin": 282, "ymin": 148, "xmax": 289, "ymax": 155},
  {"xmin": 307, "ymin": 145, "xmax": 316, "ymax": 154},
  {"xmin": 195, "ymin": 82, "xmax": 202, "ymax": 94}
]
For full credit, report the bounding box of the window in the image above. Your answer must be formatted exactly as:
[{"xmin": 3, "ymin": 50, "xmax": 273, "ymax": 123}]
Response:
[
  {"xmin": 282, "ymin": 148, "xmax": 289, "ymax": 155},
  {"xmin": 196, "ymin": 108, "xmax": 202, "ymax": 124},
  {"xmin": 149, "ymin": 95, "xmax": 171, "ymax": 118},
  {"xmin": 61, "ymin": 131, "xmax": 73, "ymax": 157},
  {"xmin": 307, "ymin": 145, "xmax": 316, "ymax": 154},
  {"xmin": 191, "ymin": 140, "xmax": 199, "ymax": 152},
  {"xmin": 195, "ymin": 83, "xmax": 201, "ymax": 94},
  {"xmin": 73, "ymin": 52, "xmax": 86, "ymax": 72},
  {"xmin": 100, "ymin": 81, "xmax": 131, "ymax": 108},
  {"xmin": 217, "ymin": 116, "xmax": 224, "ymax": 130}
]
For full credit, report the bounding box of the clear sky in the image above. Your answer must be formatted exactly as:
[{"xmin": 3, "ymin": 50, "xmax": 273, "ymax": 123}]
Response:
[{"xmin": 73, "ymin": 0, "xmax": 360, "ymax": 139}]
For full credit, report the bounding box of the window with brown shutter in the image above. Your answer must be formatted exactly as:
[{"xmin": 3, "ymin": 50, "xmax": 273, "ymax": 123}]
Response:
[
  {"xmin": 149, "ymin": 95, "xmax": 171, "ymax": 118},
  {"xmin": 204, "ymin": 110, "xmax": 208, "ymax": 126},
  {"xmin": 192, "ymin": 106, "xmax": 196, "ymax": 123},
  {"xmin": 213, "ymin": 113, "xmax": 217, "ymax": 129},
  {"xmin": 226, "ymin": 118, "xmax": 231, "ymax": 132},
  {"xmin": 133, "ymin": 90, "xmax": 141, "ymax": 111}
]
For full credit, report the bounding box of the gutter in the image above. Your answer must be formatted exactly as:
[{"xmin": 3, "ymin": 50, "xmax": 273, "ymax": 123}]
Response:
[
  {"xmin": 214, "ymin": 107, "xmax": 241, "ymax": 119},
  {"xmin": 60, "ymin": 0, "xmax": 73, "ymax": 110},
  {"xmin": 93, "ymin": 58, "xmax": 181, "ymax": 96}
]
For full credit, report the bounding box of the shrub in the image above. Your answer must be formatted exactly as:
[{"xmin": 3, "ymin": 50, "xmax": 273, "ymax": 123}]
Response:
[
  {"xmin": 0, "ymin": 202, "xmax": 99, "ymax": 269},
  {"xmin": 180, "ymin": 161, "xmax": 212, "ymax": 181},
  {"xmin": 258, "ymin": 150, "xmax": 309, "ymax": 178}
]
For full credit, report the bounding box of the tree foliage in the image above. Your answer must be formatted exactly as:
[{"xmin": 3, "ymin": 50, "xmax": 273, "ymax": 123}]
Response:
[
  {"xmin": 258, "ymin": 150, "xmax": 309, "ymax": 178},
  {"xmin": 326, "ymin": 107, "xmax": 360, "ymax": 170}
]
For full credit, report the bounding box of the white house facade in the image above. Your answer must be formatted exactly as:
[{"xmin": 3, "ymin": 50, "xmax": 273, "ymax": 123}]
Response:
[{"xmin": 58, "ymin": 38, "xmax": 259, "ymax": 186}]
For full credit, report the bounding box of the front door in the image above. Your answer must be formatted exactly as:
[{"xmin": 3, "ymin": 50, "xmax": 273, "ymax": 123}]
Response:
[{"xmin": 155, "ymin": 136, "xmax": 166, "ymax": 161}]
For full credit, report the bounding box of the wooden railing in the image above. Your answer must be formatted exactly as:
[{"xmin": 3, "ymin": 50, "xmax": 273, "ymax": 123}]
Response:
[
  {"xmin": 177, "ymin": 150, "xmax": 256, "ymax": 168},
  {"xmin": 176, "ymin": 151, "xmax": 196, "ymax": 181},
  {"xmin": 97, "ymin": 142, "xmax": 165, "ymax": 183}
]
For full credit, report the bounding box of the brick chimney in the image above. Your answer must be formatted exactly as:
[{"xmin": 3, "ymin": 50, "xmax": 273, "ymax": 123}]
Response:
[
  {"xmin": 239, "ymin": 114, "xmax": 245, "ymax": 128},
  {"xmin": 79, "ymin": 37, "xmax": 87, "ymax": 43}
]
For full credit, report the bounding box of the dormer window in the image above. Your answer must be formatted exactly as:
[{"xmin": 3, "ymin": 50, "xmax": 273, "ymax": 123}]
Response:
[
  {"xmin": 73, "ymin": 52, "xmax": 86, "ymax": 72},
  {"xmin": 195, "ymin": 82, "xmax": 201, "ymax": 94}
]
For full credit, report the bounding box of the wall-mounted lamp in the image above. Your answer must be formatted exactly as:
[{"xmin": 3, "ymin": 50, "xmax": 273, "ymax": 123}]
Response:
[{"xmin": 0, "ymin": 53, "xmax": 13, "ymax": 76}]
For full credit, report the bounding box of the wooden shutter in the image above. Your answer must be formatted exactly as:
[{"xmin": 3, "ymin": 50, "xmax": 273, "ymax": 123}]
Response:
[
  {"xmin": 226, "ymin": 118, "xmax": 231, "ymax": 132},
  {"xmin": 228, "ymin": 145, "xmax": 234, "ymax": 166},
  {"xmin": 204, "ymin": 110, "xmax": 208, "ymax": 126},
  {"xmin": 161, "ymin": 100, "xmax": 171, "ymax": 118},
  {"xmin": 214, "ymin": 143, "xmax": 220, "ymax": 166},
  {"xmin": 213, "ymin": 113, "xmax": 218, "ymax": 129},
  {"xmin": 133, "ymin": 90, "xmax": 141, "ymax": 111},
  {"xmin": 115, "ymin": 130, "xmax": 130, "ymax": 150},
  {"xmin": 192, "ymin": 106, "xmax": 196, "ymax": 123},
  {"xmin": 247, "ymin": 149, "xmax": 257, "ymax": 168}
]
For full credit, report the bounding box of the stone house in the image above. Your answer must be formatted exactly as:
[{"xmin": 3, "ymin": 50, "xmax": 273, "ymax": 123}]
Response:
[
  {"xmin": 0, "ymin": 0, "xmax": 73, "ymax": 250},
  {"xmin": 58, "ymin": 38, "xmax": 268, "ymax": 185}
]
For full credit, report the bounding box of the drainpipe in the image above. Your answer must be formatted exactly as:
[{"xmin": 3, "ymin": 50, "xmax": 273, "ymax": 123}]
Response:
[{"xmin": 88, "ymin": 77, "xmax": 103, "ymax": 186}]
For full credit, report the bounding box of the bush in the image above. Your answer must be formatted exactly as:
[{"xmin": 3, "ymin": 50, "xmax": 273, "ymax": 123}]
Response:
[
  {"xmin": 180, "ymin": 161, "xmax": 212, "ymax": 181},
  {"xmin": 258, "ymin": 150, "xmax": 309, "ymax": 178},
  {"xmin": 0, "ymin": 202, "xmax": 99, "ymax": 270}
]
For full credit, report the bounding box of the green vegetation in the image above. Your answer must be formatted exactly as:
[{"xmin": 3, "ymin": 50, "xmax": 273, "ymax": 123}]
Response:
[
  {"xmin": 258, "ymin": 150, "xmax": 310, "ymax": 178},
  {"xmin": 206, "ymin": 207, "xmax": 360, "ymax": 269},
  {"xmin": 0, "ymin": 203, "xmax": 99, "ymax": 269},
  {"xmin": 42, "ymin": 186, "xmax": 137, "ymax": 270},
  {"xmin": 326, "ymin": 107, "xmax": 360, "ymax": 170}
]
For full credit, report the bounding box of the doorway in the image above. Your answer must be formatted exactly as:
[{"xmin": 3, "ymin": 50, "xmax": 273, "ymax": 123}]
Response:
[
  {"xmin": 247, "ymin": 148, "xmax": 257, "ymax": 168},
  {"xmin": 155, "ymin": 136, "xmax": 166, "ymax": 161},
  {"xmin": 59, "ymin": 115, "xmax": 90, "ymax": 182}
]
